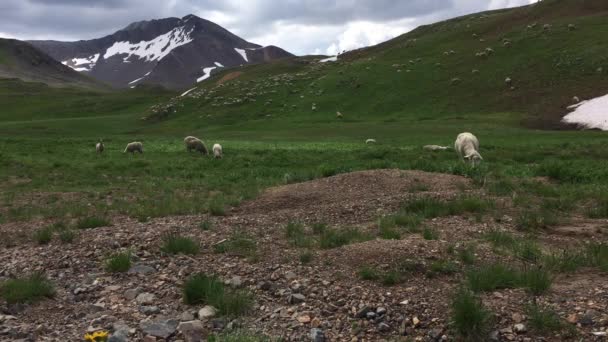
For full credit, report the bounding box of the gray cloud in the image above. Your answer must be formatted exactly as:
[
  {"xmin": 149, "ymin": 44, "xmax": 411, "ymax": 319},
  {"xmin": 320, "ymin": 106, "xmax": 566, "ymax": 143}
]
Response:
[{"xmin": 0, "ymin": 0, "xmax": 533, "ymax": 54}]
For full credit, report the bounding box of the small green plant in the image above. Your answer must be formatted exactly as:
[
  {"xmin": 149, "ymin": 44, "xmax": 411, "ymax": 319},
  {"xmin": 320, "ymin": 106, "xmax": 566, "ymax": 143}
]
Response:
[
  {"xmin": 0, "ymin": 273, "xmax": 55, "ymax": 304},
  {"xmin": 516, "ymin": 210, "xmax": 559, "ymax": 231},
  {"xmin": 161, "ymin": 233, "xmax": 200, "ymax": 255},
  {"xmin": 105, "ymin": 251, "xmax": 132, "ymax": 273},
  {"xmin": 33, "ymin": 227, "xmax": 53, "ymax": 245},
  {"xmin": 311, "ymin": 223, "xmax": 327, "ymax": 235},
  {"xmin": 519, "ymin": 267, "xmax": 552, "ymax": 295},
  {"xmin": 77, "ymin": 216, "xmax": 111, "ymax": 229},
  {"xmin": 318, "ymin": 227, "xmax": 372, "ymax": 249},
  {"xmin": 208, "ymin": 196, "xmax": 226, "ymax": 216},
  {"xmin": 183, "ymin": 273, "xmax": 252, "ymax": 316},
  {"xmin": 450, "ymin": 288, "xmax": 491, "ymax": 341},
  {"xmin": 381, "ymin": 270, "xmax": 401, "ymax": 286},
  {"xmin": 542, "ymin": 250, "xmax": 587, "ymax": 273},
  {"xmin": 358, "ymin": 266, "xmax": 380, "ymax": 280},
  {"xmin": 526, "ymin": 304, "xmax": 564, "ymax": 334},
  {"xmin": 199, "ymin": 220, "xmax": 212, "ymax": 231},
  {"xmin": 428, "ymin": 260, "xmax": 458, "ymax": 277},
  {"xmin": 378, "ymin": 217, "xmax": 401, "ymax": 240},
  {"xmin": 586, "ymin": 243, "xmax": 608, "ymax": 272},
  {"xmin": 458, "ymin": 245, "xmax": 476, "ymax": 265},
  {"xmin": 213, "ymin": 235, "xmax": 257, "ymax": 259},
  {"xmin": 467, "ymin": 264, "xmax": 519, "ymax": 293},
  {"xmin": 393, "ymin": 212, "xmax": 422, "ymax": 230},
  {"xmin": 299, "ymin": 251, "xmax": 313, "ymax": 264},
  {"xmin": 58, "ymin": 229, "xmax": 76, "ymax": 243},
  {"xmin": 422, "ymin": 227, "xmax": 439, "ymax": 240},
  {"xmin": 284, "ymin": 222, "xmax": 313, "ymax": 248},
  {"xmin": 513, "ymin": 239, "xmax": 543, "ymax": 262},
  {"xmin": 484, "ymin": 229, "xmax": 516, "ymax": 248}
]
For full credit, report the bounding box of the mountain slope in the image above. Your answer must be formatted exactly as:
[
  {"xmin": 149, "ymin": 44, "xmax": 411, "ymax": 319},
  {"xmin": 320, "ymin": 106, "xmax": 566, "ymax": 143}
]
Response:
[
  {"xmin": 0, "ymin": 39, "xmax": 105, "ymax": 89},
  {"xmin": 140, "ymin": 0, "xmax": 608, "ymax": 132},
  {"xmin": 29, "ymin": 15, "xmax": 293, "ymax": 90}
]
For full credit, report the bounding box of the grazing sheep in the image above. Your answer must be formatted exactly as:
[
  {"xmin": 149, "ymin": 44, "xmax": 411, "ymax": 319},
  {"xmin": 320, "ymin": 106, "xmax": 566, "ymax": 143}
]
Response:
[
  {"xmin": 472, "ymin": 69, "xmax": 480, "ymax": 74},
  {"xmin": 503, "ymin": 41, "xmax": 512, "ymax": 48},
  {"xmin": 451, "ymin": 78, "xmax": 462, "ymax": 85},
  {"xmin": 505, "ymin": 77, "xmax": 513, "ymax": 86},
  {"xmin": 568, "ymin": 24, "xmax": 576, "ymax": 31},
  {"xmin": 423, "ymin": 145, "xmax": 449, "ymax": 151},
  {"xmin": 365, "ymin": 139, "xmax": 377, "ymax": 144},
  {"xmin": 485, "ymin": 47, "xmax": 495, "ymax": 55},
  {"xmin": 213, "ymin": 144, "xmax": 223, "ymax": 159},
  {"xmin": 184, "ymin": 136, "xmax": 208, "ymax": 155},
  {"xmin": 543, "ymin": 24, "xmax": 552, "ymax": 31},
  {"xmin": 455, "ymin": 133, "xmax": 482, "ymax": 165},
  {"xmin": 337, "ymin": 111, "xmax": 344, "ymax": 119},
  {"xmin": 124, "ymin": 141, "xmax": 143, "ymax": 154},
  {"xmin": 312, "ymin": 103, "xmax": 317, "ymax": 111},
  {"xmin": 95, "ymin": 140, "xmax": 104, "ymax": 154},
  {"xmin": 573, "ymin": 96, "xmax": 580, "ymax": 104}
]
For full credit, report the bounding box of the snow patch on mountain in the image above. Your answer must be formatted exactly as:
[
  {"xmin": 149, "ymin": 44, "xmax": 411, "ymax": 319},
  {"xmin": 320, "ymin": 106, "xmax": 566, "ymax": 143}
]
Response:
[
  {"xmin": 181, "ymin": 87, "xmax": 197, "ymax": 97},
  {"xmin": 128, "ymin": 71, "xmax": 152, "ymax": 85},
  {"xmin": 320, "ymin": 56, "xmax": 338, "ymax": 63},
  {"xmin": 104, "ymin": 26, "xmax": 194, "ymax": 62},
  {"xmin": 62, "ymin": 53, "xmax": 100, "ymax": 72},
  {"xmin": 215, "ymin": 62, "xmax": 224, "ymax": 67},
  {"xmin": 234, "ymin": 48, "xmax": 248, "ymax": 62},
  {"xmin": 197, "ymin": 66, "xmax": 217, "ymax": 83},
  {"xmin": 562, "ymin": 93, "xmax": 608, "ymax": 130}
]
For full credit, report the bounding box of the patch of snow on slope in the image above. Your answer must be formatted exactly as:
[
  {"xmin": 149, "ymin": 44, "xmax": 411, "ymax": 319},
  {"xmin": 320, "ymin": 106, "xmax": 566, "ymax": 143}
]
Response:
[
  {"xmin": 62, "ymin": 53, "xmax": 100, "ymax": 72},
  {"xmin": 320, "ymin": 56, "xmax": 338, "ymax": 63},
  {"xmin": 181, "ymin": 87, "xmax": 197, "ymax": 97},
  {"xmin": 215, "ymin": 62, "xmax": 224, "ymax": 67},
  {"xmin": 104, "ymin": 26, "xmax": 194, "ymax": 62},
  {"xmin": 197, "ymin": 67, "xmax": 217, "ymax": 83},
  {"xmin": 128, "ymin": 71, "xmax": 152, "ymax": 85},
  {"xmin": 234, "ymin": 48, "xmax": 248, "ymax": 62},
  {"xmin": 562, "ymin": 93, "xmax": 608, "ymax": 130}
]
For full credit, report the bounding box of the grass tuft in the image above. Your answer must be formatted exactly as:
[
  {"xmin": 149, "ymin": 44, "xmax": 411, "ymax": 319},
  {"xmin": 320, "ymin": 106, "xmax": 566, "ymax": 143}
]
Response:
[
  {"xmin": 422, "ymin": 227, "xmax": 439, "ymax": 240},
  {"xmin": 213, "ymin": 235, "xmax": 257, "ymax": 259},
  {"xmin": 358, "ymin": 266, "xmax": 380, "ymax": 281},
  {"xmin": 183, "ymin": 273, "xmax": 252, "ymax": 317},
  {"xmin": 0, "ymin": 273, "xmax": 55, "ymax": 304},
  {"xmin": 58, "ymin": 229, "xmax": 76, "ymax": 243},
  {"xmin": 161, "ymin": 233, "xmax": 200, "ymax": 255},
  {"xmin": 77, "ymin": 216, "xmax": 111, "ymax": 229},
  {"xmin": 450, "ymin": 288, "xmax": 491, "ymax": 341},
  {"xmin": 318, "ymin": 227, "xmax": 372, "ymax": 249},
  {"xmin": 199, "ymin": 220, "xmax": 213, "ymax": 231},
  {"xmin": 33, "ymin": 227, "xmax": 53, "ymax": 245},
  {"xmin": 105, "ymin": 251, "xmax": 132, "ymax": 273}
]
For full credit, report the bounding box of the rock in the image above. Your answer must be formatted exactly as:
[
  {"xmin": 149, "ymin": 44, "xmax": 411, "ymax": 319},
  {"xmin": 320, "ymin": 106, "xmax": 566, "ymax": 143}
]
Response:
[
  {"xmin": 136, "ymin": 293, "xmax": 156, "ymax": 305},
  {"xmin": 180, "ymin": 311, "xmax": 195, "ymax": 322},
  {"xmin": 310, "ymin": 317, "xmax": 322, "ymax": 328},
  {"xmin": 512, "ymin": 313, "xmax": 523, "ymax": 323},
  {"xmin": 177, "ymin": 320, "xmax": 206, "ymax": 342},
  {"xmin": 310, "ymin": 328, "xmax": 326, "ymax": 342},
  {"xmin": 198, "ymin": 306, "xmax": 217, "ymax": 319},
  {"xmin": 378, "ymin": 322, "xmax": 391, "ymax": 332},
  {"xmin": 128, "ymin": 264, "xmax": 156, "ymax": 275},
  {"xmin": 142, "ymin": 336, "xmax": 156, "ymax": 342},
  {"xmin": 285, "ymin": 271, "xmax": 297, "ymax": 281},
  {"xmin": 139, "ymin": 306, "xmax": 160, "ymax": 315},
  {"xmin": 228, "ymin": 276, "xmax": 242, "ymax": 288},
  {"xmin": 140, "ymin": 318, "xmax": 178, "ymax": 339},
  {"xmin": 355, "ymin": 306, "xmax": 373, "ymax": 319},
  {"xmin": 376, "ymin": 307, "xmax": 387, "ymax": 316},
  {"xmin": 124, "ymin": 288, "xmax": 142, "ymax": 300},
  {"xmin": 298, "ymin": 315, "xmax": 312, "ymax": 324},
  {"xmin": 579, "ymin": 314, "xmax": 594, "ymax": 326},
  {"xmin": 366, "ymin": 312, "xmax": 376, "ymax": 320},
  {"xmin": 108, "ymin": 330, "xmax": 128, "ymax": 342},
  {"xmin": 289, "ymin": 293, "xmax": 306, "ymax": 304},
  {"xmin": 514, "ymin": 323, "xmax": 527, "ymax": 334},
  {"xmin": 412, "ymin": 317, "xmax": 421, "ymax": 327},
  {"xmin": 489, "ymin": 330, "xmax": 500, "ymax": 341},
  {"xmin": 259, "ymin": 281, "xmax": 273, "ymax": 291},
  {"xmin": 429, "ymin": 328, "xmax": 443, "ymax": 340},
  {"xmin": 566, "ymin": 314, "xmax": 578, "ymax": 324}
]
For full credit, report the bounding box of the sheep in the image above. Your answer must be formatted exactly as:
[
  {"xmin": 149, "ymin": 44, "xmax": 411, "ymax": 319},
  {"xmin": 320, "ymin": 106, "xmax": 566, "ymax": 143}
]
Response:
[
  {"xmin": 365, "ymin": 139, "xmax": 377, "ymax": 144},
  {"xmin": 212, "ymin": 144, "xmax": 223, "ymax": 159},
  {"xmin": 336, "ymin": 111, "xmax": 344, "ymax": 119},
  {"xmin": 503, "ymin": 41, "xmax": 511, "ymax": 48},
  {"xmin": 568, "ymin": 24, "xmax": 576, "ymax": 31},
  {"xmin": 485, "ymin": 47, "xmax": 495, "ymax": 55},
  {"xmin": 423, "ymin": 145, "xmax": 449, "ymax": 151},
  {"xmin": 472, "ymin": 69, "xmax": 480, "ymax": 74},
  {"xmin": 455, "ymin": 132, "xmax": 482, "ymax": 165},
  {"xmin": 505, "ymin": 77, "xmax": 513, "ymax": 86},
  {"xmin": 124, "ymin": 141, "xmax": 143, "ymax": 154},
  {"xmin": 95, "ymin": 139, "xmax": 104, "ymax": 154},
  {"xmin": 184, "ymin": 136, "xmax": 208, "ymax": 155},
  {"xmin": 573, "ymin": 96, "xmax": 580, "ymax": 104},
  {"xmin": 451, "ymin": 78, "xmax": 462, "ymax": 85},
  {"xmin": 543, "ymin": 24, "xmax": 552, "ymax": 31}
]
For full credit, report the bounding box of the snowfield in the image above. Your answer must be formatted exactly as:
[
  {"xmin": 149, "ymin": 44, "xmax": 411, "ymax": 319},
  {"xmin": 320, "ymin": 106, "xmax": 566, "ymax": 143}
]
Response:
[
  {"xmin": 197, "ymin": 66, "xmax": 217, "ymax": 83},
  {"xmin": 128, "ymin": 71, "xmax": 152, "ymax": 85},
  {"xmin": 562, "ymin": 93, "xmax": 608, "ymax": 130},
  {"xmin": 234, "ymin": 48, "xmax": 248, "ymax": 62},
  {"xmin": 180, "ymin": 87, "xmax": 197, "ymax": 97},
  {"xmin": 320, "ymin": 56, "xmax": 338, "ymax": 63},
  {"xmin": 62, "ymin": 54, "xmax": 100, "ymax": 72},
  {"xmin": 104, "ymin": 26, "xmax": 194, "ymax": 62}
]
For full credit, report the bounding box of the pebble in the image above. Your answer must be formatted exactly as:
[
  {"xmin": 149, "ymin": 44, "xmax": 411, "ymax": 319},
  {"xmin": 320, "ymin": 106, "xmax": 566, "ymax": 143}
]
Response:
[
  {"xmin": 198, "ymin": 306, "xmax": 217, "ymax": 319},
  {"xmin": 128, "ymin": 264, "xmax": 156, "ymax": 275},
  {"xmin": 139, "ymin": 306, "xmax": 160, "ymax": 315},
  {"xmin": 298, "ymin": 315, "xmax": 312, "ymax": 324},
  {"xmin": 289, "ymin": 293, "xmax": 306, "ymax": 304},
  {"xmin": 514, "ymin": 323, "xmax": 527, "ymax": 334},
  {"xmin": 124, "ymin": 288, "xmax": 142, "ymax": 301},
  {"xmin": 139, "ymin": 318, "xmax": 178, "ymax": 339},
  {"xmin": 177, "ymin": 320, "xmax": 206, "ymax": 342},
  {"xmin": 136, "ymin": 293, "xmax": 156, "ymax": 305},
  {"xmin": 310, "ymin": 328, "xmax": 326, "ymax": 342}
]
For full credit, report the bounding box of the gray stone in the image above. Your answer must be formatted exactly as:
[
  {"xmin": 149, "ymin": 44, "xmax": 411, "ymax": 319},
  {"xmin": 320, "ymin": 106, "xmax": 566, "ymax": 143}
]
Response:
[
  {"xmin": 376, "ymin": 307, "xmax": 387, "ymax": 316},
  {"xmin": 310, "ymin": 328, "xmax": 326, "ymax": 342},
  {"xmin": 136, "ymin": 293, "xmax": 156, "ymax": 305},
  {"xmin": 177, "ymin": 320, "xmax": 206, "ymax": 342},
  {"xmin": 489, "ymin": 331, "xmax": 500, "ymax": 341},
  {"xmin": 378, "ymin": 322, "xmax": 391, "ymax": 332},
  {"xmin": 108, "ymin": 330, "xmax": 128, "ymax": 342},
  {"xmin": 366, "ymin": 312, "xmax": 377, "ymax": 320},
  {"xmin": 139, "ymin": 306, "xmax": 160, "ymax": 315},
  {"xmin": 198, "ymin": 306, "xmax": 217, "ymax": 319},
  {"xmin": 356, "ymin": 306, "xmax": 373, "ymax": 319},
  {"xmin": 289, "ymin": 293, "xmax": 306, "ymax": 304},
  {"xmin": 180, "ymin": 311, "xmax": 195, "ymax": 322},
  {"xmin": 128, "ymin": 264, "xmax": 156, "ymax": 275},
  {"xmin": 285, "ymin": 271, "xmax": 297, "ymax": 281},
  {"xmin": 124, "ymin": 288, "xmax": 142, "ymax": 300},
  {"xmin": 228, "ymin": 276, "xmax": 243, "ymax": 288},
  {"xmin": 429, "ymin": 328, "xmax": 443, "ymax": 340},
  {"xmin": 514, "ymin": 323, "xmax": 527, "ymax": 334},
  {"xmin": 140, "ymin": 318, "xmax": 178, "ymax": 339}
]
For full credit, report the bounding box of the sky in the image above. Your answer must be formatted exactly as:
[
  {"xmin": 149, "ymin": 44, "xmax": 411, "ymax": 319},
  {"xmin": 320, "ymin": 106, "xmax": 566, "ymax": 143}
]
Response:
[{"xmin": 0, "ymin": 0, "xmax": 536, "ymax": 56}]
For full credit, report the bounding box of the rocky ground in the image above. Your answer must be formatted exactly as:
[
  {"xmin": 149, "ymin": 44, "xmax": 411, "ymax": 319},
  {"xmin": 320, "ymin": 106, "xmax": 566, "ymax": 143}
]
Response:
[{"xmin": 1, "ymin": 170, "xmax": 607, "ymax": 341}]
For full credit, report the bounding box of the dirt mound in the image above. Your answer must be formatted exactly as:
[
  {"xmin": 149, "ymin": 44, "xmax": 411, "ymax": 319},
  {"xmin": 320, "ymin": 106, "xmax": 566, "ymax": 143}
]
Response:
[
  {"xmin": 237, "ymin": 170, "xmax": 471, "ymax": 222},
  {"xmin": 217, "ymin": 71, "xmax": 243, "ymax": 85}
]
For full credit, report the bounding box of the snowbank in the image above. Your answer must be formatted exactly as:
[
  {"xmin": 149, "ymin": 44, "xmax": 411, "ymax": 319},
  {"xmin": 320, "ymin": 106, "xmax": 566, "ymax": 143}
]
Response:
[{"xmin": 562, "ymin": 93, "xmax": 608, "ymax": 130}]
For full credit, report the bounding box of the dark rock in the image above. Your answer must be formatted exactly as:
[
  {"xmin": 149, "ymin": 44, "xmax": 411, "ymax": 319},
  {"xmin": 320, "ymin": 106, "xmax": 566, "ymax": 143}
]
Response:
[
  {"xmin": 310, "ymin": 328, "xmax": 326, "ymax": 342},
  {"xmin": 139, "ymin": 318, "xmax": 178, "ymax": 339},
  {"xmin": 356, "ymin": 306, "xmax": 373, "ymax": 319}
]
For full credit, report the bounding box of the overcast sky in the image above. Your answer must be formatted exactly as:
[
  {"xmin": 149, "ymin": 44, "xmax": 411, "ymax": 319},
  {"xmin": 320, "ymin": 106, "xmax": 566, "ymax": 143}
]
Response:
[{"xmin": 0, "ymin": 0, "xmax": 536, "ymax": 56}]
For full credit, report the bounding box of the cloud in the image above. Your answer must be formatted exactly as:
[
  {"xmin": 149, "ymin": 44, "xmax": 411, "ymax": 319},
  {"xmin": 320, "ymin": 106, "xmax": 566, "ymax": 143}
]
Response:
[{"xmin": 0, "ymin": 0, "xmax": 536, "ymax": 55}]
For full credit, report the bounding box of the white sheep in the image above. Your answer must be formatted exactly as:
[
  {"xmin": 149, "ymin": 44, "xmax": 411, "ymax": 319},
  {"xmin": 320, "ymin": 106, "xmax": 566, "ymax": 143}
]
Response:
[
  {"xmin": 213, "ymin": 144, "xmax": 223, "ymax": 159},
  {"xmin": 365, "ymin": 139, "xmax": 377, "ymax": 144},
  {"xmin": 124, "ymin": 141, "xmax": 143, "ymax": 154},
  {"xmin": 184, "ymin": 136, "xmax": 208, "ymax": 155},
  {"xmin": 95, "ymin": 140, "xmax": 104, "ymax": 154},
  {"xmin": 336, "ymin": 111, "xmax": 344, "ymax": 119},
  {"xmin": 455, "ymin": 132, "xmax": 483, "ymax": 165},
  {"xmin": 423, "ymin": 145, "xmax": 449, "ymax": 151},
  {"xmin": 505, "ymin": 77, "xmax": 513, "ymax": 86},
  {"xmin": 572, "ymin": 96, "xmax": 580, "ymax": 104},
  {"xmin": 568, "ymin": 24, "xmax": 576, "ymax": 31}
]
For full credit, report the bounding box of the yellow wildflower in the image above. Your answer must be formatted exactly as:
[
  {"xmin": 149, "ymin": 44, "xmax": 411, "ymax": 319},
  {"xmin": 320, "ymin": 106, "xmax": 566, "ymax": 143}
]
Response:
[{"xmin": 84, "ymin": 330, "xmax": 109, "ymax": 342}]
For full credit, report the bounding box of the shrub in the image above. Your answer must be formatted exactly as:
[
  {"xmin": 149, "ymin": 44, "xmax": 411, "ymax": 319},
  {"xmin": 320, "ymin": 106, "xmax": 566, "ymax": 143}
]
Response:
[
  {"xmin": 105, "ymin": 251, "xmax": 132, "ymax": 273},
  {"xmin": 422, "ymin": 227, "xmax": 439, "ymax": 240},
  {"xmin": 428, "ymin": 260, "xmax": 458, "ymax": 277},
  {"xmin": 450, "ymin": 288, "xmax": 491, "ymax": 341},
  {"xmin": 77, "ymin": 216, "xmax": 111, "ymax": 229},
  {"xmin": 33, "ymin": 227, "xmax": 53, "ymax": 245},
  {"xmin": 381, "ymin": 271, "xmax": 401, "ymax": 286},
  {"xmin": 311, "ymin": 223, "xmax": 327, "ymax": 235},
  {"xmin": 0, "ymin": 273, "xmax": 55, "ymax": 304},
  {"xmin": 484, "ymin": 229, "xmax": 516, "ymax": 248},
  {"xmin": 183, "ymin": 273, "xmax": 252, "ymax": 316},
  {"xmin": 542, "ymin": 250, "xmax": 587, "ymax": 273},
  {"xmin": 58, "ymin": 229, "xmax": 76, "ymax": 243},
  {"xmin": 516, "ymin": 210, "xmax": 559, "ymax": 231},
  {"xmin": 284, "ymin": 222, "xmax": 313, "ymax": 248},
  {"xmin": 161, "ymin": 233, "xmax": 200, "ymax": 255},
  {"xmin": 393, "ymin": 212, "xmax": 422, "ymax": 230},
  {"xmin": 208, "ymin": 196, "xmax": 226, "ymax": 216},
  {"xmin": 513, "ymin": 239, "xmax": 543, "ymax": 262},
  {"xmin": 586, "ymin": 243, "xmax": 608, "ymax": 272},
  {"xmin": 378, "ymin": 217, "xmax": 401, "ymax": 240}
]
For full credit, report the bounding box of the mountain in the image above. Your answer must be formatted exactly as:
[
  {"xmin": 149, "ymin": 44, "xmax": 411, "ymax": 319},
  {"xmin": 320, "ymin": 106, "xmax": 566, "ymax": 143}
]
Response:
[
  {"xmin": 29, "ymin": 15, "xmax": 293, "ymax": 90},
  {"xmin": 0, "ymin": 38, "xmax": 104, "ymax": 89}
]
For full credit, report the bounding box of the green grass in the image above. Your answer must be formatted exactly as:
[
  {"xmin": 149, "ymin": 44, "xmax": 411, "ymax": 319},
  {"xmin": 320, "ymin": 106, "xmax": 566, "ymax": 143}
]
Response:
[
  {"xmin": 422, "ymin": 227, "xmax": 440, "ymax": 240},
  {"xmin": 458, "ymin": 245, "xmax": 477, "ymax": 265},
  {"xmin": 318, "ymin": 227, "xmax": 373, "ymax": 249},
  {"xmin": 58, "ymin": 229, "xmax": 76, "ymax": 243},
  {"xmin": 77, "ymin": 216, "xmax": 111, "ymax": 229},
  {"xmin": 199, "ymin": 220, "xmax": 213, "ymax": 231},
  {"xmin": 105, "ymin": 251, "xmax": 132, "ymax": 273},
  {"xmin": 284, "ymin": 222, "xmax": 313, "ymax": 248},
  {"xmin": 208, "ymin": 196, "xmax": 226, "ymax": 216},
  {"xmin": 299, "ymin": 251, "xmax": 313, "ymax": 264},
  {"xmin": 484, "ymin": 229, "xmax": 516, "ymax": 248},
  {"xmin": 543, "ymin": 243, "xmax": 608, "ymax": 273},
  {"xmin": 428, "ymin": 260, "xmax": 459, "ymax": 277},
  {"xmin": 526, "ymin": 304, "xmax": 566, "ymax": 335},
  {"xmin": 450, "ymin": 288, "xmax": 491, "ymax": 341},
  {"xmin": 519, "ymin": 267, "xmax": 552, "ymax": 295},
  {"xmin": 515, "ymin": 209, "xmax": 561, "ymax": 231},
  {"xmin": 183, "ymin": 273, "xmax": 252, "ymax": 317},
  {"xmin": 467, "ymin": 264, "xmax": 553, "ymax": 294},
  {"xmin": 33, "ymin": 227, "xmax": 53, "ymax": 245},
  {"xmin": 213, "ymin": 235, "xmax": 258, "ymax": 259},
  {"xmin": 0, "ymin": 273, "xmax": 55, "ymax": 304},
  {"xmin": 378, "ymin": 217, "xmax": 402, "ymax": 240},
  {"xmin": 358, "ymin": 266, "xmax": 381, "ymax": 281},
  {"xmin": 161, "ymin": 233, "xmax": 200, "ymax": 255}
]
